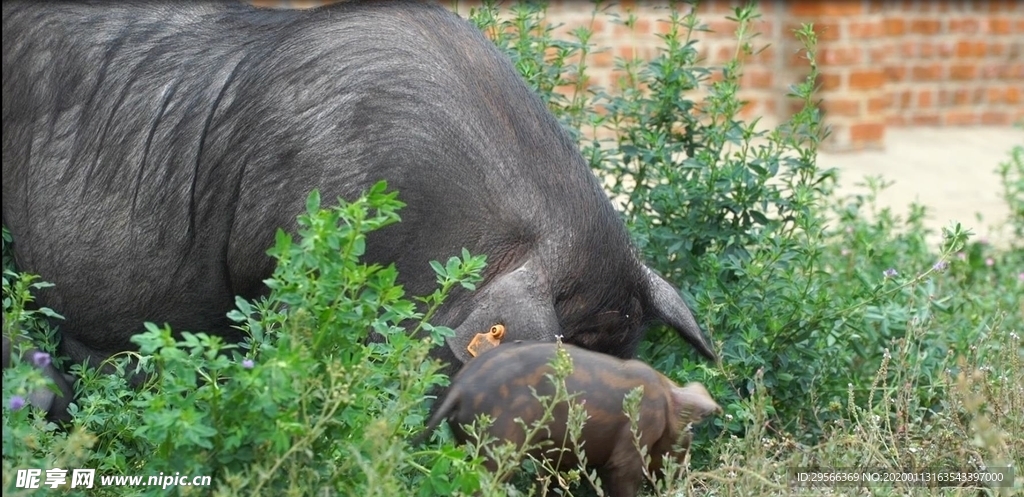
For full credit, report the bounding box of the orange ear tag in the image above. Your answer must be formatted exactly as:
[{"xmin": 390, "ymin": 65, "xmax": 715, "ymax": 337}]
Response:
[{"xmin": 467, "ymin": 324, "xmax": 505, "ymax": 357}]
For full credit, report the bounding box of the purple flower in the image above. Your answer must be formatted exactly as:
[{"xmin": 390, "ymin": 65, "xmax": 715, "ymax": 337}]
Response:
[
  {"xmin": 932, "ymin": 261, "xmax": 948, "ymax": 271},
  {"xmin": 1018, "ymin": 272, "xmax": 1024, "ymax": 282},
  {"xmin": 242, "ymin": 359, "xmax": 255, "ymax": 369},
  {"xmin": 956, "ymin": 252, "xmax": 966, "ymax": 261},
  {"xmin": 10, "ymin": 396, "xmax": 26, "ymax": 411},
  {"xmin": 31, "ymin": 351, "xmax": 51, "ymax": 369},
  {"xmin": 985, "ymin": 257, "xmax": 994, "ymax": 267},
  {"xmin": 883, "ymin": 268, "xmax": 898, "ymax": 278}
]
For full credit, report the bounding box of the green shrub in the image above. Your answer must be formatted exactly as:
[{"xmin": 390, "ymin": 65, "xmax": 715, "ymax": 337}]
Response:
[
  {"xmin": 465, "ymin": 2, "xmax": 1022, "ymax": 492},
  {"xmin": 4, "ymin": 183, "xmax": 489, "ymax": 496}
]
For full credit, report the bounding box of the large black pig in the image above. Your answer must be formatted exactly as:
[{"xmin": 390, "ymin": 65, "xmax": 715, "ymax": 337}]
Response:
[{"xmin": 2, "ymin": 0, "xmax": 716, "ymax": 419}]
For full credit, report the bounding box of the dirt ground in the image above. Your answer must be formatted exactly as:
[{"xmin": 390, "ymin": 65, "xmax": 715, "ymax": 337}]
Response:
[{"xmin": 820, "ymin": 126, "xmax": 1022, "ymax": 250}]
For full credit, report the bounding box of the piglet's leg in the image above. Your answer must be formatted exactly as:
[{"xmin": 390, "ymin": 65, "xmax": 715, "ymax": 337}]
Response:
[{"xmin": 599, "ymin": 446, "xmax": 646, "ymax": 497}]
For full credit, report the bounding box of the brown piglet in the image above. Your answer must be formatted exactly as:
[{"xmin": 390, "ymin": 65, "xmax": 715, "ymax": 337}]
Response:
[{"xmin": 421, "ymin": 341, "xmax": 721, "ymax": 496}]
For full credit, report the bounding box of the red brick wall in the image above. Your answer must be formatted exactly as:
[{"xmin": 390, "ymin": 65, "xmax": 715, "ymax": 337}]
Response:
[
  {"xmin": 248, "ymin": 0, "xmax": 1024, "ymax": 152},
  {"xmin": 786, "ymin": 0, "xmax": 1024, "ymax": 150}
]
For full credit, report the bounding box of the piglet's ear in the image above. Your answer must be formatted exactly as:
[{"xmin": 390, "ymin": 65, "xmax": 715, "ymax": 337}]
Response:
[{"xmin": 671, "ymin": 382, "xmax": 722, "ymax": 424}]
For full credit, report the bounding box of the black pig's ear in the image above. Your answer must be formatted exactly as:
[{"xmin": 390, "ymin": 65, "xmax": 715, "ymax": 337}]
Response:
[
  {"xmin": 643, "ymin": 266, "xmax": 717, "ymax": 361},
  {"xmin": 447, "ymin": 260, "xmax": 560, "ymax": 365}
]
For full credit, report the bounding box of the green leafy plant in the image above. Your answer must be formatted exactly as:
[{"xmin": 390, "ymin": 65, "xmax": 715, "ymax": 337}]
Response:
[
  {"xmin": 4, "ymin": 182, "xmax": 490, "ymax": 496},
  {"xmin": 462, "ymin": 3, "xmax": 1021, "ymax": 492}
]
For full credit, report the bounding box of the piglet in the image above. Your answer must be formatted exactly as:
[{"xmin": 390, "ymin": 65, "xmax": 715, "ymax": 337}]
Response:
[{"xmin": 422, "ymin": 341, "xmax": 720, "ymax": 496}]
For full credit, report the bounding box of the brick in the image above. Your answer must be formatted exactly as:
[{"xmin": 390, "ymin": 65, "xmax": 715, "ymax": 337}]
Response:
[
  {"xmin": 850, "ymin": 122, "xmax": 885, "ymax": 143},
  {"xmin": 884, "ymin": 18, "xmax": 906, "ymax": 35},
  {"xmin": 612, "ymin": 22, "xmax": 635, "ymax": 37},
  {"xmin": 820, "ymin": 46, "xmax": 864, "ymax": 65},
  {"xmin": 897, "ymin": 90, "xmax": 912, "ymax": 108},
  {"xmin": 868, "ymin": 45, "xmax": 894, "ymax": 64},
  {"xmin": 654, "ymin": 19, "xmax": 675, "ymax": 36},
  {"xmin": 591, "ymin": 50, "xmax": 614, "ymax": 68},
  {"xmin": 884, "ymin": 65, "xmax": 907, "ymax": 82},
  {"xmin": 788, "ymin": 50, "xmax": 815, "ymax": 68},
  {"xmin": 714, "ymin": 45, "xmax": 734, "ymax": 63},
  {"xmin": 785, "ymin": 100, "xmax": 805, "ymax": 116},
  {"xmin": 634, "ymin": 18, "xmax": 652, "ymax": 35},
  {"xmin": 791, "ymin": 1, "xmax": 864, "ymax": 16},
  {"xmin": 704, "ymin": 19, "xmax": 738, "ymax": 36},
  {"xmin": 849, "ymin": 69, "xmax": 886, "ymax": 89},
  {"xmin": 817, "ymin": 71, "xmax": 844, "ymax": 91},
  {"xmin": 694, "ymin": 0, "xmax": 731, "ymax": 13},
  {"xmin": 950, "ymin": 64, "xmax": 979, "ymax": 80},
  {"xmin": 987, "ymin": 0, "xmax": 1015, "ymax": 12},
  {"xmin": 1007, "ymin": 87, "xmax": 1021, "ymax": 104},
  {"xmin": 945, "ymin": 111, "xmax": 979, "ymax": 125},
  {"xmin": 920, "ymin": 42, "xmax": 939, "ymax": 59},
  {"xmin": 887, "ymin": 114, "xmax": 907, "ymax": 126},
  {"xmin": 741, "ymin": 69, "xmax": 773, "ymax": 89},
  {"xmin": 823, "ymin": 97, "xmax": 862, "ymax": 117},
  {"xmin": 987, "ymin": 42, "xmax": 1008, "ymax": 56},
  {"xmin": 900, "ymin": 41, "xmax": 918, "ymax": 58},
  {"xmin": 986, "ymin": 87, "xmax": 1005, "ymax": 104},
  {"xmin": 980, "ymin": 65, "xmax": 1002, "ymax": 78},
  {"xmin": 953, "ymin": 88, "xmax": 972, "ymax": 105},
  {"xmin": 748, "ymin": 44, "xmax": 776, "ymax": 64},
  {"xmin": 1010, "ymin": 64, "xmax": 1024, "ymax": 80},
  {"xmin": 912, "ymin": 113, "xmax": 942, "ymax": 125},
  {"xmin": 989, "ymin": 18, "xmax": 1012, "ymax": 34},
  {"xmin": 956, "ymin": 40, "xmax": 988, "ymax": 58},
  {"xmin": 981, "ymin": 111, "xmax": 1010, "ymax": 125},
  {"xmin": 949, "ymin": 18, "xmax": 981, "ymax": 33},
  {"xmin": 910, "ymin": 19, "xmax": 943, "ymax": 34},
  {"xmin": 848, "ymin": 21, "xmax": 885, "ymax": 38},
  {"xmin": 912, "ymin": 64, "xmax": 944, "ymax": 81},
  {"xmin": 738, "ymin": 101, "xmax": 760, "ymax": 118},
  {"xmin": 917, "ymin": 90, "xmax": 935, "ymax": 107},
  {"xmin": 867, "ymin": 95, "xmax": 890, "ymax": 113}
]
